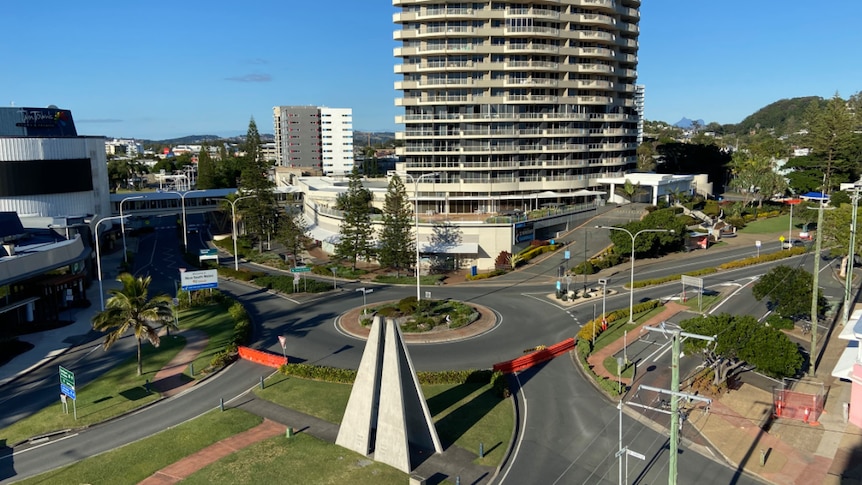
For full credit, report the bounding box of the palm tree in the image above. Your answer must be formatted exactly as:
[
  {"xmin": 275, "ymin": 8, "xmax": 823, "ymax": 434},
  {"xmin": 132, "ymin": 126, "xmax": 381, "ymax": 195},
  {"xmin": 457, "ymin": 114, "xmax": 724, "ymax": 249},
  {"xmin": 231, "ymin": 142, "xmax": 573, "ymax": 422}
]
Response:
[{"xmin": 92, "ymin": 273, "xmax": 177, "ymax": 376}]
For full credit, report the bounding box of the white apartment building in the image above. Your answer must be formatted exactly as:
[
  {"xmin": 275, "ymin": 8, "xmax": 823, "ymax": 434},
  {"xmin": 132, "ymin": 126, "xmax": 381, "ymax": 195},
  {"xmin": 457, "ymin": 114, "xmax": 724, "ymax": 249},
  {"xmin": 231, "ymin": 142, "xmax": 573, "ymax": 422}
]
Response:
[
  {"xmin": 393, "ymin": 0, "xmax": 641, "ymax": 215},
  {"xmin": 105, "ymin": 138, "xmax": 143, "ymax": 157},
  {"xmin": 320, "ymin": 107, "xmax": 354, "ymax": 175},
  {"xmin": 273, "ymin": 106, "xmax": 354, "ymax": 176}
]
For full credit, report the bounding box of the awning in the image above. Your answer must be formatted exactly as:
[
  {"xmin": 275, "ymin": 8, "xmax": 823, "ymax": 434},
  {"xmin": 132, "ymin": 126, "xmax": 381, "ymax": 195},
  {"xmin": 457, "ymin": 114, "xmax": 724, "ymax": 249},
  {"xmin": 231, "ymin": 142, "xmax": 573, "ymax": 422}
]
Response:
[
  {"xmin": 832, "ymin": 344, "xmax": 859, "ymax": 380},
  {"xmin": 571, "ymin": 189, "xmax": 605, "ymax": 196},
  {"xmin": 306, "ymin": 225, "xmax": 341, "ymax": 244},
  {"xmin": 420, "ymin": 242, "xmax": 479, "ymax": 254}
]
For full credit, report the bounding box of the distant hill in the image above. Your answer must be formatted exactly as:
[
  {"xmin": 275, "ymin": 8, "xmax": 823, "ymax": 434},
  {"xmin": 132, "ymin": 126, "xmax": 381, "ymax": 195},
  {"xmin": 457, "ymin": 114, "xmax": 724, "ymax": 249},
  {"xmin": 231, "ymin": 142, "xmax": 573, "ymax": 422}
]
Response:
[
  {"xmin": 142, "ymin": 134, "xmax": 275, "ymax": 145},
  {"xmin": 731, "ymin": 96, "xmax": 824, "ymax": 136},
  {"xmin": 674, "ymin": 117, "xmax": 705, "ymax": 129},
  {"xmin": 355, "ymin": 131, "xmax": 396, "ymax": 146}
]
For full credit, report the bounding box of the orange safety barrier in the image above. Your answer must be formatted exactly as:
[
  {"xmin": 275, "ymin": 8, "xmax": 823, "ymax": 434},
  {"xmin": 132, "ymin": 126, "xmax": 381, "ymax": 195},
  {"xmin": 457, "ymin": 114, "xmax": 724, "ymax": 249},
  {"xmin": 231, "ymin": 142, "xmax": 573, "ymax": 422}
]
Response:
[
  {"xmin": 493, "ymin": 338, "xmax": 575, "ymax": 374},
  {"xmin": 238, "ymin": 346, "xmax": 288, "ymax": 368}
]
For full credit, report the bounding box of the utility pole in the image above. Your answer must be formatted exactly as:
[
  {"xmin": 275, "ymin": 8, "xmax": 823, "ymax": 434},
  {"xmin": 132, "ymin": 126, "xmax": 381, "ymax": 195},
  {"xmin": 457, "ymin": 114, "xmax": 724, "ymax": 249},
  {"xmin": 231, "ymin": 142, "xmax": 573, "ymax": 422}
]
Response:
[
  {"xmin": 810, "ymin": 193, "xmax": 826, "ymax": 376},
  {"xmin": 641, "ymin": 325, "xmax": 714, "ymax": 485},
  {"xmin": 843, "ymin": 186, "xmax": 861, "ymax": 325}
]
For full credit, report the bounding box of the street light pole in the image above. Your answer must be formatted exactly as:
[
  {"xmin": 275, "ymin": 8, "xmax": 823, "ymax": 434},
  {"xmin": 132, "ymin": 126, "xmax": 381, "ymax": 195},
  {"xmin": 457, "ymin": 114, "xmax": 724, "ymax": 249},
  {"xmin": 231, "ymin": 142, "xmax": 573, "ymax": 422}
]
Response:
[
  {"xmin": 597, "ymin": 226, "xmax": 673, "ymax": 323},
  {"xmin": 403, "ymin": 172, "xmax": 438, "ymax": 302},
  {"xmin": 167, "ymin": 190, "xmax": 204, "ymax": 249},
  {"xmin": 212, "ymin": 195, "xmax": 256, "ymax": 271},
  {"xmin": 119, "ymin": 195, "xmax": 144, "ymax": 264},
  {"xmin": 95, "ymin": 215, "xmax": 130, "ymax": 311}
]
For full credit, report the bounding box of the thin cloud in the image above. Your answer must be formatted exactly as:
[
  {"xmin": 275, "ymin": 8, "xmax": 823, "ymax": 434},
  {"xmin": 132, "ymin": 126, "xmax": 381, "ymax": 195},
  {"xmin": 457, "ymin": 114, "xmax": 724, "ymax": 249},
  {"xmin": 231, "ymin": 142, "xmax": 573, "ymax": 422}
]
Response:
[
  {"xmin": 225, "ymin": 73, "xmax": 272, "ymax": 83},
  {"xmin": 76, "ymin": 118, "xmax": 123, "ymax": 123}
]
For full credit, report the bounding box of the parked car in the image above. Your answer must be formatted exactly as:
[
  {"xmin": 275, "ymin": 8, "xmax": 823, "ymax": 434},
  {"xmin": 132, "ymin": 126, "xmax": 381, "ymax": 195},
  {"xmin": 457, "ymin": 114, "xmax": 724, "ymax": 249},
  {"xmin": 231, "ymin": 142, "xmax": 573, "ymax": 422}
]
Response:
[{"xmin": 782, "ymin": 239, "xmax": 805, "ymax": 249}]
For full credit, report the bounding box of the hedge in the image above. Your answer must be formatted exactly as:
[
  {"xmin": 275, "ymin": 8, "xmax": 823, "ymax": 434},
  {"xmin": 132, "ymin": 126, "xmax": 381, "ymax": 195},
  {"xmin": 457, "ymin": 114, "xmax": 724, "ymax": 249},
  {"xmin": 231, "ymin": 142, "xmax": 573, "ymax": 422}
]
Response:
[
  {"xmin": 718, "ymin": 246, "xmax": 807, "ymax": 269},
  {"xmin": 576, "ymin": 299, "xmax": 662, "ymax": 342},
  {"xmin": 466, "ymin": 269, "xmax": 507, "ymax": 281},
  {"xmin": 630, "ymin": 267, "xmax": 718, "ymax": 288},
  {"xmin": 277, "ymin": 365, "xmax": 509, "ymax": 397}
]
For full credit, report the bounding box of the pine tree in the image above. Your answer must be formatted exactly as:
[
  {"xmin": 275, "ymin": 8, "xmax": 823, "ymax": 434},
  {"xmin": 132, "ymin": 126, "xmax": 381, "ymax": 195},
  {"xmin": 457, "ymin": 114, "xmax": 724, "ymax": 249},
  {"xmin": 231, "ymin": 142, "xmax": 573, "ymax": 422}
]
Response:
[
  {"xmin": 335, "ymin": 166, "xmax": 375, "ymax": 270},
  {"xmin": 378, "ymin": 174, "xmax": 415, "ymax": 275},
  {"xmin": 277, "ymin": 205, "xmax": 310, "ymax": 267},
  {"xmin": 238, "ymin": 117, "xmax": 276, "ymax": 252},
  {"xmin": 196, "ymin": 143, "xmax": 218, "ymax": 189}
]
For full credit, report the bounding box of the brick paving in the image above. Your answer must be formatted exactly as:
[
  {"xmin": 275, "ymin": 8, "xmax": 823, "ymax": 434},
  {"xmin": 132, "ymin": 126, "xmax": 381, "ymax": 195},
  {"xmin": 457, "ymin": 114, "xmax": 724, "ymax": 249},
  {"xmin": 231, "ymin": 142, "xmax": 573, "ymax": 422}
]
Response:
[
  {"xmin": 150, "ymin": 329, "xmax": 209, "ymax": 397},
  {"xmin": 138, "ymin": 419, "xmax": 285, "ymax": 484}
]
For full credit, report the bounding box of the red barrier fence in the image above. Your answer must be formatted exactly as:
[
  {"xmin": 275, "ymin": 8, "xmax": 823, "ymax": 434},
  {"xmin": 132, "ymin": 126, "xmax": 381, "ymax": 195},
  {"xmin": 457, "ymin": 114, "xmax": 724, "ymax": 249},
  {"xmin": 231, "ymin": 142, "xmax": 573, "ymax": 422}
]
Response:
[
  {"xmin": 493, "ymin": 338, "xmax": 575, "ymax": 374},
  {"xmin": 238, "ymin": 346, "xmax": 288, "ymax": 368}
]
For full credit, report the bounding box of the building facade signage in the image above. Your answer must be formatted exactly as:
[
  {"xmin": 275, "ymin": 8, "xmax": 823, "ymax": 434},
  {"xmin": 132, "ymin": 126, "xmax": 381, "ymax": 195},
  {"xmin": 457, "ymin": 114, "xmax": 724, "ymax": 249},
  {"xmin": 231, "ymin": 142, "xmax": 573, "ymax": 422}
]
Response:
[
  {"xmin": 513, "ymin": 221, "xmax": 535, "ymax": 244},
  {"xmin": 10, "ymin": 108, "xmax": 78, "ymax": 136}
]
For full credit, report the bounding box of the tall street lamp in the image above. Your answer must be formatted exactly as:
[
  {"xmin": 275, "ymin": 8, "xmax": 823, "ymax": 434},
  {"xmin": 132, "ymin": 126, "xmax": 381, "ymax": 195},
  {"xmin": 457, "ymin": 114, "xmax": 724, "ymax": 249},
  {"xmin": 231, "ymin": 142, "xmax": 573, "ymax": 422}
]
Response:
[
  {"xmin": 119, "ymin": 195, "xmax": 144, "ymax": 264},
  {"xmin": 95, "ymin": 215, "xmax": 130, "ymax": 310},
  {"xmin": 166, "ymin": 190, "xmax": 205, "ymax": 249},
  {"xmin": 212, "ymin": 195, "xmax": 256, "ymax": 270},
  {"xmin": 403, "ymin": 172, "xmax": 438, "ymax": 302},
  {"xmin": 597, "ymin": 226, "xmax": 674, "ymax": 323}
]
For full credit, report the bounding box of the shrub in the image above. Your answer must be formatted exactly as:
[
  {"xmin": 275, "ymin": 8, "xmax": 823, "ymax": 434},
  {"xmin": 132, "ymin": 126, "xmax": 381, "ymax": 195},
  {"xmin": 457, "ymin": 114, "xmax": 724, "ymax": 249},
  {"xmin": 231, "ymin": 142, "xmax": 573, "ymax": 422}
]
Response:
[
  {"xmin": 766, "ymin": 314, "xmax": 795, "ymax": 330},
  {"xmin": 398, "ymin": 296, "xmax": 418, "ymax": 314},
  {"xmin": 466, "ymin": 269, "xmax": 506, "ymax": 281},
  {"xmin": 495, "ymin": 251, "xmax": 512, "ymax": 270}
]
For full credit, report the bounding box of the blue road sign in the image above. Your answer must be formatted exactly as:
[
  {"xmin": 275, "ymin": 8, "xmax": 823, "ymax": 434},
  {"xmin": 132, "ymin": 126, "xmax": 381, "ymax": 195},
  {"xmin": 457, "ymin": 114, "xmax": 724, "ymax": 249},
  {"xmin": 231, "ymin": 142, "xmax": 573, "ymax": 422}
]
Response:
[{"xmin": 61, "ymin": 384, "xmax": 76, "ymax": 400}]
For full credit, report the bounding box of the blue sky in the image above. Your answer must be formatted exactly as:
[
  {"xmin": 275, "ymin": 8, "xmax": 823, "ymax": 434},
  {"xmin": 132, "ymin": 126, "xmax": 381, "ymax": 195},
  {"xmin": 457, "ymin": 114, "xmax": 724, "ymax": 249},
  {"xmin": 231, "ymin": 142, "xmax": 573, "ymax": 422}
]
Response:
[{"xmin": 2, "ymin": 1, "xmax": 860, "ymax": 140}]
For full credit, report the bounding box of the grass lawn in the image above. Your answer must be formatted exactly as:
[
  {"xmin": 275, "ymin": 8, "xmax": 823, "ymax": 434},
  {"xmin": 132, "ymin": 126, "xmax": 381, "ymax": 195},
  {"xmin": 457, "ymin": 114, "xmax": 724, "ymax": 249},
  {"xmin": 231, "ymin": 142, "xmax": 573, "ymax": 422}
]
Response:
[
  {"xmin": 603, "ymin": 356, "xmax": 635, "ymax": 379},
  {"xmin": 0, "ymin": 336, "xmax": 187, "ymax": 445},
  {"xmin": 737, "ymin": 214, "xmax": 791, "ymax": 234},
  {"xmin": 14, "ymin": 409, "xmax": 263, "ymax": 485},
  {"xmin": 182, "ymin": 432, "xmax": 407, "ymax": 485},
  {"xmin": 591, "ymin": 306, "xmax": 665, "ymax": 353},
  {"xmin": 255, "ymin": 374, "xmax": 513, "ymax": 467},
  {"xmin": 179, "ymin": 303, "xmax": 241, "ymax": 377}
]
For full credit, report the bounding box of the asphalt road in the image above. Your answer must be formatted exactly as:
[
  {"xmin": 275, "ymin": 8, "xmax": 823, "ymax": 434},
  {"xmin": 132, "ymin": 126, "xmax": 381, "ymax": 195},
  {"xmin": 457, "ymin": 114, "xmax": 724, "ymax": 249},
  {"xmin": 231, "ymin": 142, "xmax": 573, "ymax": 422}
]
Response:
[{"xmin": 1, "ymin": 206, "xmax": 833, "ymax": 484}]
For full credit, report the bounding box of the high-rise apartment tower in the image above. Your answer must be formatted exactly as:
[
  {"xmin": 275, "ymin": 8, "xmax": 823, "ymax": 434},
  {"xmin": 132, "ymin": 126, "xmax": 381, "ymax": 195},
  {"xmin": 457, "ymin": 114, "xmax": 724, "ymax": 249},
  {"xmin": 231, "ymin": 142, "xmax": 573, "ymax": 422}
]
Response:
[
  {"xmin": 273, "ymin": 106, "xmax": 354, "ymax": 175},
  {"xmin": 393, "ymin": 0, "xmax": 641, "ymax": 214}
]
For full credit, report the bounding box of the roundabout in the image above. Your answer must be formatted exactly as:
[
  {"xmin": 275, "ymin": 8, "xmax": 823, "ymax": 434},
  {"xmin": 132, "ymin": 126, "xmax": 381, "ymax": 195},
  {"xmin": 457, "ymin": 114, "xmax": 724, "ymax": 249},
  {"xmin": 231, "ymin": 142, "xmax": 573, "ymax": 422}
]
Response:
[{"xmin": 335, "ymin": 300, "xmax": 500, "ymax": 344}]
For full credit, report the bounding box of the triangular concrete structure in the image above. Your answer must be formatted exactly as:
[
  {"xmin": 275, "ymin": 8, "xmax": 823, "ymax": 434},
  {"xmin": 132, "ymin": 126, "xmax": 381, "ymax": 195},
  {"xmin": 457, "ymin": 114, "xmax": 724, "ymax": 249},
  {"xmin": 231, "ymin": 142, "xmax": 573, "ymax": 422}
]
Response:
[
  {"xmin": 336, "ymin": 315, "xmax": 385, "ymax": 454},
  {"xmin": 336, "ymin": 316, "xmax": 442, "ymax": 473}
]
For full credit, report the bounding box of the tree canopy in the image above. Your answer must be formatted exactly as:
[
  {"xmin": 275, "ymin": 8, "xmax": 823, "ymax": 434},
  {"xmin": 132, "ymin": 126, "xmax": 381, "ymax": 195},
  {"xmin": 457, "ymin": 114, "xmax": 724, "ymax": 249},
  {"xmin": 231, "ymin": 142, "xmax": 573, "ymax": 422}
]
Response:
[
  {"xmin": 377, "ymin": 174, "xmax": 415, "ymax": 275},
  {"xmin": 91, "ymin": 273, "xmax": 176, "ymax": 376},
  {"xmin": 680, "ymin": 313, "xmax": 804, "ymax": 383},
  {"xmin": 335, "ymin": 166, "xmax": 375, "ymax": 270},
  {"xmin": 751, "ymin": 265, "xmax": 826, "ymax": 320}
]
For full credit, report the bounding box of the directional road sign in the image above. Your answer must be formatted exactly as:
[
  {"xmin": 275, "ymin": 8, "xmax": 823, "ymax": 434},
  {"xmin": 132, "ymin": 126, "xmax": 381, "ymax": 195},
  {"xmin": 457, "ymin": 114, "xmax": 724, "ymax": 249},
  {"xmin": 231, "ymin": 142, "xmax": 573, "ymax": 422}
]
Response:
[
  {"xmin": 59, "ymin": 365, "xmax": 76, "ymax": 400},
  {"xmin": 290, "ymin": 266, "xmax": 311, "ymax": 273}
]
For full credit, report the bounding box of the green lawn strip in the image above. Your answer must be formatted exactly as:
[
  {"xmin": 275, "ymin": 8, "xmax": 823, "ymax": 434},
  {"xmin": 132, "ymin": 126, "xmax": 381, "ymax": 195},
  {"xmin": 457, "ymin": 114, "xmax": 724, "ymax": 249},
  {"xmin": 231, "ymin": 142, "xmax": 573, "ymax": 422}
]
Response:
[
  {"xmin": 177, "ymin": 303, "xmax": 239, "ymax": 377},
  {"xmin": 13, "ymin": 409, "xmax": 261, "ymax": 485},
  {"xmin": 424, "ymin": 383, "xmax": 513, "ymax": 467},
  {"xmin": 591, "ymin": 307, "xmax": 664, "ymax": 353},
  {"xmin": 256, "ymin": 373, "xmax": 351, "ymax": 424},
  {"xmin": 679, "ymin": 294, "xmax": 721, "ymax": 313},
  {"xmin": 256, "ymin": 375, "xmax": 513, "ymax": 467},
  {"xmin": 603, "ymin": 355, "xmax": 635, "ymax": 379},
  {"xmin": 0, "ymin": 336, "xmax": 187, "ymax": 445},
  {"xmin": 181, "ymin": 432, "xmax": 407, "ymax": 485}
]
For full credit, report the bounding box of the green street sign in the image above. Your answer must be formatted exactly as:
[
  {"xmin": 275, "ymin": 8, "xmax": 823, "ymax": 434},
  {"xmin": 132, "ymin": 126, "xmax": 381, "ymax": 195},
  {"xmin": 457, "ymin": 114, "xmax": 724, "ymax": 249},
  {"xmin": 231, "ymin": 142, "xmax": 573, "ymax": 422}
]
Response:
[
  {"xmin": 290, "ymin": 266, "xmax": 311, "ymax": 273},
  {"xmin": 59, "ymin": 365, "xmax": 75, "ymax": 388}
]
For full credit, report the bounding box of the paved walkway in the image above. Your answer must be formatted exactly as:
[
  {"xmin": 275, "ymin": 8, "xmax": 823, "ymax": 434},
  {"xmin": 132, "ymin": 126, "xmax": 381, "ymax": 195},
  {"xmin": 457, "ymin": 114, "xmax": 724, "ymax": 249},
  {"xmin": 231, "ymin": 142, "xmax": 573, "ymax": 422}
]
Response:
[
  {"xmin": 150, "ymin": 329, "xmax": 209, "ymax": 397},
  {"xmin": 138, "ymin": 419, "xmax": 285, "ymax": 485}
]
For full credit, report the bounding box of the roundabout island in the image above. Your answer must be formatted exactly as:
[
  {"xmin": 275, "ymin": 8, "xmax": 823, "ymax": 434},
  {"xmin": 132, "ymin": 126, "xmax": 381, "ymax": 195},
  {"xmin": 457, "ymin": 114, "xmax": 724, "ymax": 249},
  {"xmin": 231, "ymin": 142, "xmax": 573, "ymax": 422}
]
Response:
[{"xmin": 336, "ymin": 299, "xmax": 499, "ymax": 344}]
